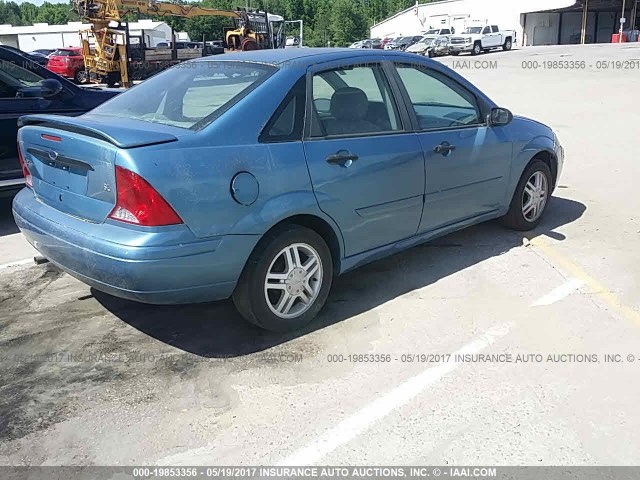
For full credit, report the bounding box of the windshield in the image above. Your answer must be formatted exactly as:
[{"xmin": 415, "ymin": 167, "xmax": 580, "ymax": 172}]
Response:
[
  {"xmin": 418, "ymin": 37, "xmax": 434, "ymax": 45},
  {"xmin": 91, "ymin": 61, "xmax": 276, "ymax": 129},
  {"xmin": 464, "ymin": 27, "xmax": 483, "ymax": 34}
]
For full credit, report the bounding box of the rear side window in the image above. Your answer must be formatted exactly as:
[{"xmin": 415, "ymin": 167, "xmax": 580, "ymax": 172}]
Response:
[
  {"xmin": 491, "ymin": 25, "xmax": 499, "ymax": 33},
  {"xmin": 259, "ymin": 76, "xmax": 306, "ymax": 143},
  {"xmin": 441, "ymin": 29, "xmax": 451, "ymax": 34}
]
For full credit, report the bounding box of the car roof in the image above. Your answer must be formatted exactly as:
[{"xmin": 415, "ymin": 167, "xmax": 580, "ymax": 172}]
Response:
[{"xmin": 195, "ymin": 48, "xmax": 413, "ymax": 66}]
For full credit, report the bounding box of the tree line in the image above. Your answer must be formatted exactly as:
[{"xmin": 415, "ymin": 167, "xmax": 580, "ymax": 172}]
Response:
[{"xmin": 0, "ymin": 0, "xmax": 434, "ymax": 47}]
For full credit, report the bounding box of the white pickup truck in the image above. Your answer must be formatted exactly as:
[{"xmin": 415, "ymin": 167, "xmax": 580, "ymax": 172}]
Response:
[{"xmin": 449, "ymin": 25, "xmax": 515, "ymax": 56}]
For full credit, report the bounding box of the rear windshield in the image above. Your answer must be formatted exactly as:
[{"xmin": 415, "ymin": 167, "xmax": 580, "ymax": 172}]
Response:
[
  {"xmin": 52, "ymin": 49, "xmax": 80, "ymax": 56},
  {"xmin": 91, "ymin": 61, "xmax": 276, "ymax": 130}
]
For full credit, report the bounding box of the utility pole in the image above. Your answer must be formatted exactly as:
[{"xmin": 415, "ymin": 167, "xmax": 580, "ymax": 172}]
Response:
[{"xmin": 580, "ymin": 0, "xmax": 588, "ymax": 44}]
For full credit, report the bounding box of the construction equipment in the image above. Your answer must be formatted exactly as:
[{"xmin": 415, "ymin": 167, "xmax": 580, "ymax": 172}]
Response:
[{"xmin": 73, "ymin": 0, "xmax": 285, "ymax": 87}]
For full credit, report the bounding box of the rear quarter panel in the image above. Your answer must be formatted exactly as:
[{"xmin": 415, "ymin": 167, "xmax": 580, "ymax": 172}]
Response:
[{"xmin": 120, "ymin": 66, "xmax": 342, "ymax": 244}]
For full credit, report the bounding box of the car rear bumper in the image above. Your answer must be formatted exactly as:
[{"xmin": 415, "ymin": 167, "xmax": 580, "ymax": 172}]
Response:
[
  {"xmin": 47, "ymin": 64, "xmax": 74, "ymax": 78},
  {"xmin": 12, "ymin": 188, "xmax": 259, "ymax": 304}
]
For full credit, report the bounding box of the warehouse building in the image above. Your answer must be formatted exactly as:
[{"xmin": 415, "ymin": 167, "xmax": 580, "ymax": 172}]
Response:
[{"xmin": 371, "ymin": 0, "xmax": 640, "ymax": 46}]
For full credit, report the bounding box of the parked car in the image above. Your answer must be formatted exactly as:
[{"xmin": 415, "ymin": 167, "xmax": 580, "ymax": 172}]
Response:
[
  {"xmin": 361, "ymin": 38, "xmax": 383, "ymax": 49},
  {"xmin": 0, "ymin": 45, "xmax": 49, "ymax": 67},
  {"xmin": 449, "ymin": 24, "xmax": 515, "ymax": 55},
  {"xmin": 0, "ymin": 46, "xmax": 119, "ymax": 195},
  {"xmin": 13, "ymin": 48, "xmax": 564, "ymax": 332},
  {"xmin": 349, "ymin": 40, "xmax": 365, "ymax": 48},
  {"xmin": 406, "ymin": 35, "xmax": 450, "ymax": 57},
  {"xmin": 46, "ymin": 47, "xmax": 87, "ymax": 83},
  {"xmin": 384, "ymin": 36, "xmax": 422, "ymax": 51}
]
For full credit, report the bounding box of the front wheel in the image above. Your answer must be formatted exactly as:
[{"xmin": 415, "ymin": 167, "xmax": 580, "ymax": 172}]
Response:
[
  {"xmin": 472, "ymin": 42, "xmax": 482, "ymax": 55},
  {"xmin": 427, "ymin": 49, "xmax": 434, "ymax": 58},
  {"xmin": 233, "ymin": 225, "xmax": 333, "ymax": 332},
  {"xmin": 501, "ymin": 160, "xmax": 552, "ymax": 231}
]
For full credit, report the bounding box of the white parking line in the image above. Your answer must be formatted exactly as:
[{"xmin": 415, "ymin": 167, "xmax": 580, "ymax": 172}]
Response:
[
  {"xmin": 0, "ymin": 258, "xmax": 33, "ymax": 270},
  {"xmin": 530, "ymin": 278, "xmax": 584, "ymax": 307},
  {"xmin": 275, "ymin": 322, "xmax": 514, "ymax": 466}
]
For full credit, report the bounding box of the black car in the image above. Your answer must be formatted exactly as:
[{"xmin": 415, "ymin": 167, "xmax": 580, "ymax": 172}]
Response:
[
  {"xmin": 0, "ymin": 46, "xmax": 120, "ymax": 195},
  {"xmin": 384, "ymin": 35, "xmax": 423, "ymax": 51},
  {"xmin": 0, "ymin": 45, "xmax": 49, "ymax": 67}
]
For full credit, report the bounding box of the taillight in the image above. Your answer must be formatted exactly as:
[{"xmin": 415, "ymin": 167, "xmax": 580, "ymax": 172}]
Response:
[
  {"xmin": 108, "ymin": 166, "xmax": 182, "ymax": 226},
  {"xmin": 18, "ymin": 143, "xmax": 33, "ymax": 189}
]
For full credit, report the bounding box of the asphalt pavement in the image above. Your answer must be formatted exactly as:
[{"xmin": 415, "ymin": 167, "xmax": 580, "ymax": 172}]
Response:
[{"xmin": 0, "ymin": 43, "xmax": 639, "ymax": 466}]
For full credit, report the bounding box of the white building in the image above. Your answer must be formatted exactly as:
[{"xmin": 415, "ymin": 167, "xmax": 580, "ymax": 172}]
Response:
[
  {"xmin": 0, "ymin": 19, "xmax": 173, "ymax": 51},
  {"xmin": 0, "ymin": 22, "xmax": 91, "ymax": 50},
  {"xmin": 371, "ymin": 0, "xmax": 639, "ymax": 46}
]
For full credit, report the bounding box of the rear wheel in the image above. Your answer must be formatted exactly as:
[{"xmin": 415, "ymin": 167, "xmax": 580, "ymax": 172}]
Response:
[
  {"xmin": 451, "ymin": 51, "xmax": 460, "ymax": 56},
  {"xmin": 233, "ymin": 225, "xmax": 333, "ymax": 332},
  {"xmin": 502, "ymin": 159, "xmax": 552, "ymax": 231},
  {"xmin": 74, "ymin": 69, "xmax": 88, "ymax": 84},
  {"xmin": 503, "ymin": 38, "xmax": 513, "ymax": 51},
  {"xmin": 427, "ymin": 49, "xmax": 434, "ymax": 58},
  {"xmin": 472, "ymin": 42, "xmax": 482, "ymax": 55}
]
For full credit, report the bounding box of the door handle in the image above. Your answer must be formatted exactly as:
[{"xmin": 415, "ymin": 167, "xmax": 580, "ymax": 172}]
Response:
[
  {"xmin": 326, "ymin": 151, "xmax": 359, "ymax": 166},
  {"xmin": 433, "ymin": 142, "xmax": 456, "ymax": 155}
]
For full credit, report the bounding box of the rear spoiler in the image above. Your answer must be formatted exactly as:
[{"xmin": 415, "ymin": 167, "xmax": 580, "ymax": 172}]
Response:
[{"xmin": 18, "ymin": 114, "xmax": 179, "ymax": 149}]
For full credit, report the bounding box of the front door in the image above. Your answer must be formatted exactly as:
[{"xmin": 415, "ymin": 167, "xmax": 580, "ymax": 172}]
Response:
[
  {"xmin": 392, "ymin": 62, "xmax": 512, "ymax": 233},
  {"xmin": 303, "ymin": 61, "xmax": 425, "ymax": 257}
]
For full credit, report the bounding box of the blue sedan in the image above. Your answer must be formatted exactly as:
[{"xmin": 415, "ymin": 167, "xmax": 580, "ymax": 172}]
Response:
[{"xmin": 12, "ymin": 48, "xmax": 564, "ymax": 332}]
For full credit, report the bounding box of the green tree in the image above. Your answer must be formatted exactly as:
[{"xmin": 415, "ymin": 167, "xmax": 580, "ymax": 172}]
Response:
[
  {"xmin": 0, "ymin": 1, "xmax": 23, "ymax": 26},
  {"xmin": 330, "ymin": 0, "xmax": 367, "ymax": 46}
]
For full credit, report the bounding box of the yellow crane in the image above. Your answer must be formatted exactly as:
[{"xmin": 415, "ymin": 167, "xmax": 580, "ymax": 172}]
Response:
[{"xmin": 72, "ymin": 0, "xmax": 282, "ymax": 87}]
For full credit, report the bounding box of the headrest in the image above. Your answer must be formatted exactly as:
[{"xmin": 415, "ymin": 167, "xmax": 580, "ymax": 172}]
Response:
[{"xmin": 330, "ymin": 87, "xmax": 369, "ymax": 121}]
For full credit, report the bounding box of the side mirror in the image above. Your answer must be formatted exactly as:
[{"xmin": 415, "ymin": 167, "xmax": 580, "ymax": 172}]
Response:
[
  {"xmin": 489, "ymin": 107, "xmax": 513, "ymax": 126},
  {"xmin": 40, "ymin": 78, "xmax": 64, "ymax": 99}
]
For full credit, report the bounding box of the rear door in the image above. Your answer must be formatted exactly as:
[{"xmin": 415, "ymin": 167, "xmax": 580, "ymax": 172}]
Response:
[
  {"xmin": 0, "ymin": 57, "xmax": 83, "ymax": 189},
  {"xmin": 302, "ymin": 59, "xmax": 425, "ymax": 257},
  {"xmin": 390, "ymin": 61, "xmax": 512, "ymax": 233}
]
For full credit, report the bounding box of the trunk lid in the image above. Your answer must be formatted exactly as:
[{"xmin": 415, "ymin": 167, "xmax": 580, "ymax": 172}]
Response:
[{"xmin": 18, "ymin": 114, "xmax": 180, "ymax": 223}]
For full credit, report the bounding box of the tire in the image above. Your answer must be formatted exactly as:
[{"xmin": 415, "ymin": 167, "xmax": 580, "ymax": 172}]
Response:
[
  {"xmin": 451, "ymin": 51, "xmax": 460, "ymax": 56},
  {"xmin": 503, "ymin": 38, "xmax": 512, "ymax": 51},
  {"xmin": 427, "ymin": 49, "xmax": 434, "ymax": 58},
  {"xmin": 472, "ymin": 42, "xmax": 482, "ymax": 55},
  {"xmin": 74, "ymin": 69, "xmax": 88, "ymax": 84},
  {"xmin": 501, "ymin": 159, "xmax": 553, "ymax": 231},
  {"xmin": 233, "ymin": 225, "xmax": 333, "ymax": 332},
  {"xmin": 241, "ymin": 38, "xmax": 259, "ymax": 51}
]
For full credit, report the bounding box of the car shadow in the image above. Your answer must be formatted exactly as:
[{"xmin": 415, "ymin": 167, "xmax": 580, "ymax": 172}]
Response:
[
  {"xmin": 94, "ymin": 196, "xmax": 586, "ymax": 358},
  {"xmin": 0, "ymin": 192, "xmax": 19, "ymax": 237}
]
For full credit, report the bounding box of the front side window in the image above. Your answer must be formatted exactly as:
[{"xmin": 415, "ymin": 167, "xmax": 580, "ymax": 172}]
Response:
[
  {"xmin": 0, "ymin": 59, "xmax": 45, "ymax": 98},
  {"xmin": 482, "ymin": 26, "xmax": 491, "ymax": 34},
  {"xmin": 310, "ymin": 64, "xmax": 401, "ymax": 137},
  {"xmin": 90, "ymin": 61, "xmax": 276, "ymax": 129},
  {"xmin": 395, "ymin": 64, "xmax": 481, "ymax": 130}
]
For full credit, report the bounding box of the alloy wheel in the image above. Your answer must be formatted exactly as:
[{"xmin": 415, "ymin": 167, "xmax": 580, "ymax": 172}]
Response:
[
  {"xmin": 522, "ymin": 171, "xmax": 548, "ymax": 222},
  {"xmin": 264, "ymin": 243, "xmax": 323, "ymax": 319}
]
